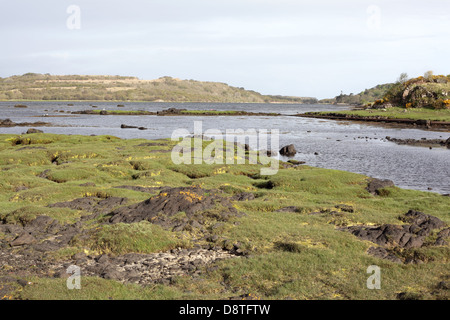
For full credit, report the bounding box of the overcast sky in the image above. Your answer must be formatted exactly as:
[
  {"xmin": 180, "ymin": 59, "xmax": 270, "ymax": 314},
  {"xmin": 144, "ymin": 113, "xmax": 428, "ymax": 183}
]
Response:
[{"xmin": 1, "ymin": 0, "xmax": 449, "ymax": 99}]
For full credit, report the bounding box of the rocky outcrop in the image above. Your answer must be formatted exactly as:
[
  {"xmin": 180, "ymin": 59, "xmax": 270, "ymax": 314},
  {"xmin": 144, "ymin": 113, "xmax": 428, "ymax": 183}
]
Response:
[
  {"xmin": 49, "ymin": 196, "xmax": 129, "ymax": 217},
  {"xmin": 341, "ymin": 210, "xmax": 448, "ymax": 264},
  {"xmin": 0, "ymin": 188, "xmax": 246, "ymax": 287},
  {"xmin": 107, "ymin": 187, "xmax": 245, "ymax": 230},
  {"xmin": 386, "ymin": 136, "xmax": 450, "ymax": 149},
  {"xmin": 0, "ymin": 119, "xmax": 51, "ymax": 127},
  {"xmin": 120, "ymin": 124, "xmax": 147, "ymax": 130},
  {"xmin": 297, "ymin": 113, "xmax": 450, "ymax": 129},
  {"xmin": 26, "ymin": 128, "xmax": 44, "ymax": 134},
  {"xmin": 367, "ymin": 178, "xmax": 395, "ymax": 195},
  {"xmin": 70, "ymin": 247, "xmax": 235, "ymax": 285}
]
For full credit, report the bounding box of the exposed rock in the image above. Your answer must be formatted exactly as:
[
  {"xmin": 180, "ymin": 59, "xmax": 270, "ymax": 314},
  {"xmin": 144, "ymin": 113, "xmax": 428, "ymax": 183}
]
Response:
[
  {"xmin": 345, "ymin": 223, "xmax": 424, "ymax": 248},
  {"xmin": 26, "ymin": 128, "xmax": 43, "ymax": 134},
  {"xmin": 156, "ymin": 108, "xmax": 187, "ymax": 115},
  {"xmin": 107, "ymin": 187, "xmax": 244, "ymax": 230},
  {"xmin": 400, "ymin": 210, "xmax": 446, "ymax": 232},
  {"xmin": 367, "ymin": 178, "xmax": 395, "ymax": 195},
  {"xmin": 366, "ymin": 247, "xmax": 402, "ymax": 264},
  {"xmin": 279, "ymin": 144, "xmax": 297, "ymax": 157},
  {"xmin": 121, "ymin": 124, "xmax": 138, "ymax": 129},
  {"xmin": 341, "ymin": 210, "xmax": 447, "ymax": 263},
  {"xmin": 120, "ymin": 124, "xmax": 147, "ymax": 130},
  {"xmin": 287, "ymin": 159, "xmax": 305, "ymax": 165},
  {"xmin": 0, "ymin": 119, "xmax": 51, "ymax": 127},
  {"xmin": 10, "ymin": 233, "xmax": 36, "ymax": 246},
  {"xmin": 385, "ymin": 136, "xmax": 450, "ymax": 149},
  {"xmin": 75, "ymin": 247, "xmax": 237, "ymax": 285},
  {"xmin": 230, "ymin": 192, "xmax": 255, "ymax": 201},
  {"xmin": 49, "ymin": 197, "xmax": 128, "ymax": 216},
  {"xmin": 114, "ymin": 185, "xmax": 169, "ymax": 193}
]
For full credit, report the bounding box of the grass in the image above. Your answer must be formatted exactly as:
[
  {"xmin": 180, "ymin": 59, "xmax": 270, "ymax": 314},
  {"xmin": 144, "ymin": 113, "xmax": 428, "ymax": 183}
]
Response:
[
  {"xmin": 80, "ymin": 221, "xmax": 187, "ymax": 255},
  {"xmin": 0, "ymin": 73, "xmax": 316, "ymax": 103},
  {"xmin": 314, "ymin": 107, "xmax": 450, "ymax": 122},
  {"xmin": 0, "ymin": 133, "xmax": 448, "ymax": 300}
]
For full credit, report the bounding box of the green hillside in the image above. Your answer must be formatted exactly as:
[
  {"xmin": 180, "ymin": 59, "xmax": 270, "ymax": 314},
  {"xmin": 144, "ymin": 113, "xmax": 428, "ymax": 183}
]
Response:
[
  {"xmin": 373, "ymin": 73, "xmax": 450, "ymax": 109},
  {"xmin": 0, "ymin": 73, "xmax": 317, "ymax": 104},
  {"xmin": 319, "ymin": 83, "xmax": 395, "ymax": 106}
]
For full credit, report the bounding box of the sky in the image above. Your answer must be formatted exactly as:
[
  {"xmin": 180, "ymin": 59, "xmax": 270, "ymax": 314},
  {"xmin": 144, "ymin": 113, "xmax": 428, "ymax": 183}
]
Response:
[{"xmin": 1, "ymin": 0, "xmax": 449, "ymax": 99}]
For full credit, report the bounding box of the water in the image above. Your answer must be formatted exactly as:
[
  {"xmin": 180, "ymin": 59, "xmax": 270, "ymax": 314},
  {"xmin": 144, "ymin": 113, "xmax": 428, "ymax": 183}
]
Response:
[{"xmin": 1, "ymin": 101, "xmax": 449, "ymax": 194}]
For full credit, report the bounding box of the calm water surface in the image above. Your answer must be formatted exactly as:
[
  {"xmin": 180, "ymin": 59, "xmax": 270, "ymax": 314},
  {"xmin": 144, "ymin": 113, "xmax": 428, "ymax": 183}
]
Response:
[{"xmin": 1, "ymin": 101, "xmax": 449, "ymax": 194}]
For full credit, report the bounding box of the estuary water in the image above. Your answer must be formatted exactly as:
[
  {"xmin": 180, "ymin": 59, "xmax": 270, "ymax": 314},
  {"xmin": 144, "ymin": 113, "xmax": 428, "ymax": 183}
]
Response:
[{"xmin": 0, "ymin": 101, "xmax": 449, "ymax": 194}]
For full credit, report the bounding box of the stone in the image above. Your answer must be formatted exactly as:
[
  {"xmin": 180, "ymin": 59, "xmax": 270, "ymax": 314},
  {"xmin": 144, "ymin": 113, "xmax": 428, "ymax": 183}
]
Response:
[
  {"xmin": 26, "ymin": 128, "xmax": 43, "ymax": 134},
  {"xmin": 231, "ymin": 192, "xmax": 255, "ymax": 201},
  {"xmin": 341, "ymin": 210, "xmax": 447, "ymax": 263},
  {"xmin": 279, "ymin": 144, "xmax": 297, "ymax": 157},
  {"xmin": 366, "ymin": 178, "xmax": 395, "ymax": 195},
  {"xmin": 10, "ymin": 233, "xmax": 36, "ymax": 246},
  {"xmin": 102, "ymin": 268, "xmax": 123, "ymax": 280},
  {"xmin": 287, "ymin": 159, "xmax": 305, "ymax": 165}
]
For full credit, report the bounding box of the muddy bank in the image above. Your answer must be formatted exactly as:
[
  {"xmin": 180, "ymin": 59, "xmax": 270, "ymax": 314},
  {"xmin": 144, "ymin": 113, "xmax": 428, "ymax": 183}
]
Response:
[
  {"xmin": 296, "ymin": 112, "xmax": 450, "ymax": 130},
  {"xmin": 156, "ymin": 108, "xmax": 280, "ymax": 116},
  {"xmin": 0, "ymin": 118, "xmax": 51, "ymax": 127},
  {"xmin": 385, "ymin": 136, "xmax": 450, "ymax": 148},
  {"xmin": 71, "ymin": 108, "xmax": 280, "ymax": 117},
  {"xmin": 71, "ymin": 110, "xmax": 157, "ymax": 115}
]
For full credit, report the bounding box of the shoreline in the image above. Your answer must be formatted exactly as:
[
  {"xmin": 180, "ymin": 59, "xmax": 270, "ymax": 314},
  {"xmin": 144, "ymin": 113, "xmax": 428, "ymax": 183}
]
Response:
[
  {"xmin": 71, "ymin": 108, "xmax": 281, "ymax": 116},
  {"xmin": 296, "ymin": 112, "xmax": 450, "ymax": 131}
]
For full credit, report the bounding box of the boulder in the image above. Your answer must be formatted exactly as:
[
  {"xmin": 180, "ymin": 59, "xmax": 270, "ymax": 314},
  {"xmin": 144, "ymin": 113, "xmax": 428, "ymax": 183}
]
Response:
[
  {"xmin": 367, "ymin": 178, "xmax": 395, "ymax": 195},
  {"xmin": 26, "ymin": 128, "xmax": 43, "ymax": 134},
  {"xmin": 279, "ymin": 144, "xmax": 297, "ymax": 157},
  {"xmin": 10, "ymin": 233, "xmax": 36, "ymax": 246}
]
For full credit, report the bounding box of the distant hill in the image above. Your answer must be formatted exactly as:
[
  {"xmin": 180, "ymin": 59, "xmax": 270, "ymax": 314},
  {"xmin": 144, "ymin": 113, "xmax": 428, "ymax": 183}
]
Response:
[
  {"xmin": 0, "ymin": 73, "xmax": 317, "ymax": 104},
  {"xmin": 319, "ymin": 83, "xmax": 395, "ymax": 106}
]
